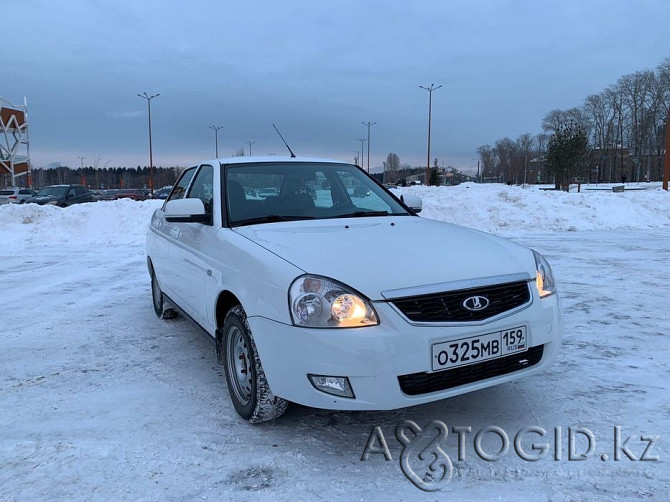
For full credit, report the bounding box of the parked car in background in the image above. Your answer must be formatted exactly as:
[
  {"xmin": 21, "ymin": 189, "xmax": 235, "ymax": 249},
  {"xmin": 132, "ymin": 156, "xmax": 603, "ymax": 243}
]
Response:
[
  {"xmin": 25, "ymin": 185, "xmax": 94, "ymax": 207},
  {"xmin": 153, "ymin": 187, "xmax": 172, "ymax": 200},
  {"xmin": 352, "ymin": 185, "xmax": 370, "ymax": 197},
  {"xmin": 387, "ymin": 186, "xmax": 423, "ymax": 213},
  {"xmin": 89, "ymin": 189, "xmax": 104, "ymax": 201},
  {"xmin": 97, "ymin": 189, "xmax": 120, "ymax": 201},
  {"xmin": 113, "ymin": 189, "xmax": 149, "ymax": 201},
  {"xmin": 0, "ymin": 187, "xmax": 37, "ymax": 204},
  {"xmin": 258, "ymin": 187, "xmax": 278, "ymax": 198}
]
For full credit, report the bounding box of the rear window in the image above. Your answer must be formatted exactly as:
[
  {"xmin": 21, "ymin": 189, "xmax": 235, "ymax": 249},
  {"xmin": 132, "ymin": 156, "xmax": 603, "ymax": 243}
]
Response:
[{"xmin": 0, "ymin": 190, "xmax": 14, "ymax": 195}]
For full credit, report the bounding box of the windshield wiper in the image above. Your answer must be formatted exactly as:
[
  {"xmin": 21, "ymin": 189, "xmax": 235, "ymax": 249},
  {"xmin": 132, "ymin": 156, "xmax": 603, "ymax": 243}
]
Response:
[
  {"xmin": 232, "ymin": 214, "xmax": 315, "ymax": 226},
  {"xmin": 334, "ymin": 210, "xmax": 393, "ymax": 218}
]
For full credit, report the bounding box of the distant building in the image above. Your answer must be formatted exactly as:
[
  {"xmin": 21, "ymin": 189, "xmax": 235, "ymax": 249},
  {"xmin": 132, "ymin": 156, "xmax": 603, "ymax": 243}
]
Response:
[
  {"xmin": 590, "ymin": 147, "xmax": 631, "ymax": 183},
  {"xmin": 0, "ymin": 98, "xmax": 31, "ymax": 188}
]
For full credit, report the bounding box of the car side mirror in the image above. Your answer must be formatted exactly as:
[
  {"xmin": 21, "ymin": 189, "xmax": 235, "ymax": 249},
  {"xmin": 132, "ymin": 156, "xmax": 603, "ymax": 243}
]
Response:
[
  {"xmin": 165, "ymin": 198, "xmax": 210, "ymax": 223},
  {"xmin": 400, "ymin": 193, "xmax": 422, "ymax": 214}
]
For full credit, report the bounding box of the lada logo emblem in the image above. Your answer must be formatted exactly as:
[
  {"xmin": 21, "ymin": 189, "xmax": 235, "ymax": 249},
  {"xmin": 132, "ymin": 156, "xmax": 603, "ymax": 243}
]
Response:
[{"xmin": 462, "ymin": 295, "xmax": 490, "ymax": 311}]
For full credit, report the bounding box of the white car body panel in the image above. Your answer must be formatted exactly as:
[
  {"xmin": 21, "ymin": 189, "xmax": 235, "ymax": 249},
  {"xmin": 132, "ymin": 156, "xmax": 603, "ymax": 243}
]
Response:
[
  {"xmin": 146, "ymin": 156, "xmax": 563, "ymax": 412},
  {"xmin": 233, "ymin": 217, "xmax": 535, "ymax": 301}
]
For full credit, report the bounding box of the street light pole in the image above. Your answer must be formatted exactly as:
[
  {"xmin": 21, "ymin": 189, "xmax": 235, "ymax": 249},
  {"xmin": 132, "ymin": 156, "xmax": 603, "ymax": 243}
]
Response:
[
  {"xmin": 209, "ymin": 125, "xmax": 223, "ymax": 157},
  {"xmin": 663, "ymin": 110, "xmax": 670, "ymax": 191},
  {"xmin": 361, "ymin": 122, "xmax": 376, "ymax": 173},
  {"xmin": 137, "ymin": 92, "xmax": 159, "ymax": 195},
  {"xmin": 245, "ymin": 140, "xmax": 256, "ymax": 156},
  {"xmin": 78, "ymin": 156, "xmax": 86, "ymax": 185},
  {"xmin": 357, "ymin": 138, "xmax": 367, "ymax": 168},
  {"xmin": 420, "ymin": 84, "xmax": 442, "ymax": 185}
]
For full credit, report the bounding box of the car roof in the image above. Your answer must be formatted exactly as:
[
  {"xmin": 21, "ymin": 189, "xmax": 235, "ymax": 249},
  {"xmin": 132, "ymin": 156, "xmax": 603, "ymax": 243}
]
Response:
[{"xmin": 204, "ymin": 156, "xmax": 351, "ymax": 166}]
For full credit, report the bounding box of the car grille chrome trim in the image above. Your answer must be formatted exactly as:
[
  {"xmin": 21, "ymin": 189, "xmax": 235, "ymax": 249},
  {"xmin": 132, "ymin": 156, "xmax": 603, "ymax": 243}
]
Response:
[
  {"xmin": 389, "ymin": 280, "xmax": 531, "ymax": 323},
  {"xmin": 398, "ymin": 345, "xmax": 544, "ymax": 396},
  {"xmin": 380, "ymin": 273, "xmax": 531, "ymax": 300}
]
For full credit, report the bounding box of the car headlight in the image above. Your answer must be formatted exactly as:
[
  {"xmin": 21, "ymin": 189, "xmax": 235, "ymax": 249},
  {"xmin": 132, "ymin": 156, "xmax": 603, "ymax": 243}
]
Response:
[
  {"xmin": 289, "ymin": 275, "xmax": 379, "ymax": 328},
  {"xmin": 533, "ymin": 250, "xmax": 556, "ymax": 298}
]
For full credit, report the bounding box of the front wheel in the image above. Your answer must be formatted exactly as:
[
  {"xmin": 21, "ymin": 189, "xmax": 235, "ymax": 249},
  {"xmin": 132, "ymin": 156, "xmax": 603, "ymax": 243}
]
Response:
[{"xmin": 221, "ymin": 306, "xmax": 288, "ymax": 423}]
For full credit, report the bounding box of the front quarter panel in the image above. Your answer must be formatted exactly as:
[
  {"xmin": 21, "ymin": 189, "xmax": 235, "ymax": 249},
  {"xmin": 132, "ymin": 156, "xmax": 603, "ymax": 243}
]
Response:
[{"xmin": 205, "ymin": 228, "xmax": 305, "ymax": 330}]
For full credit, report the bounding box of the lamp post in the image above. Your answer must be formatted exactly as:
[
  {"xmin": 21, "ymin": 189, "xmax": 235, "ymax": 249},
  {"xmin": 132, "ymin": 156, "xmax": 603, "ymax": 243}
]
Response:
[
  {"xmin": 78, "ymin": 156, "xmax": 86, "ymax": 185},
  {"xmin": 663, "ymin": 111, "xmax": 669, "ymax": 191},
  {"xmin": 209, "ymin": 126, "xmax": 223, "ymax": 157},
  {"xmin": 361, "ymin": 122, "xmax": 376, "ymax": 173},
  {"xmin": 137, "ymin": 92, "xmax": 159, "ymax": 194},
  {"xmin": 419, "ymin": 84, "xmax": 442, "ymax": 185},
  {"xmin": 245, "ymin": 140, "xmax": 256, "ymax": 156},
  {"xmin": 357, "ymin": 138, "xmax": 367, "ymax": 168}
]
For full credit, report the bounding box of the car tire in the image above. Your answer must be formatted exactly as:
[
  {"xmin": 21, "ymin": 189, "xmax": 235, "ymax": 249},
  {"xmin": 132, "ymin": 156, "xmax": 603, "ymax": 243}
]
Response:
[
  {"xmin": 222, "ymin": 305, "xmax": 288, "ymax": 423},
  {"xmin": 150, "ymin": 267, "xmax": 165, "ymax": 318}
]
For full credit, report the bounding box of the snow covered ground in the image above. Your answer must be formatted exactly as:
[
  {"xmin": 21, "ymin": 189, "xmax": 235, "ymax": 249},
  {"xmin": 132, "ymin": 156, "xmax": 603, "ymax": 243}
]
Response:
[{"xmin": 1, "ymin": 185, "xmax": 669, "ymax": 501}]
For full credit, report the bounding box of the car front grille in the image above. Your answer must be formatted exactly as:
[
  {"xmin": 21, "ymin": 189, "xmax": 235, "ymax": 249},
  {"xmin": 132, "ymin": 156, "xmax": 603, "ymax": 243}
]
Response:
[
  {"xmin": 390, "ymin": 280, "xmax": 531, "ymax": 323},
  {"xmin": 397, "ymin": 344, "xmax": 544, "ymax": 396}
]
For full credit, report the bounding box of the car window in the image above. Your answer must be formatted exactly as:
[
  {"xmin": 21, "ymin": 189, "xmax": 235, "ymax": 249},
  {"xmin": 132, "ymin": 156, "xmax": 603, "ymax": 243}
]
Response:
[
  {"xmin": 67, "ymin": 188, "xmax": 76, "ymax": 197},
  {"xmin": 19, "ymin": 190, "xmax": 30, "ymax": 195},
  {"xmin": 337, "ymin": 170, "xmax": 394, "ymax": 212},
  {"xmin": 0, "ymin": 190, "xmax": 13, "ymax": 195},
  {"xmin": 74, "ymin": 186, "xmax": 86, "ymax": 196},
  {"xmin": 37, "ymin": 186, "xmax": 68, "ymax": 197},
  {"xmin": 186, "ymin": 165, "xmax": 214, "ymax": 215},
  {"xmin": 167, "ymin": 167, "xmax": 196, "ymax": 202}
]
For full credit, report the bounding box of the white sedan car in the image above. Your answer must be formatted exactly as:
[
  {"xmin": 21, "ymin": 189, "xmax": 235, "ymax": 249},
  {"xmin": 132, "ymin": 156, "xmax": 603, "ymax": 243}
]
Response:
[{"xmin": 146, "ymin": 157, "xmax": 562, "ymax": 423}]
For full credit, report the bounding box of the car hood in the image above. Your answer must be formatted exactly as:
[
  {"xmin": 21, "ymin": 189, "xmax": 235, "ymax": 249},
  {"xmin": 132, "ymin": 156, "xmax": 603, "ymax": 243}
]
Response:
[
  {"xmin": 233, "ymin": 216, "xmax": 535, "ymax": 299},
  {"xmin": 27, "ymin": 195, "xmax": 62, "ymax": 204}
]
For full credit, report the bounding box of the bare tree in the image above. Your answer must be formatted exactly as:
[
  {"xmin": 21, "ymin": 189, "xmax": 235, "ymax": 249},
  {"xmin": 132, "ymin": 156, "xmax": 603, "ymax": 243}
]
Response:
[
  {"xmin": 516, "ymin": 133, "xmax": 535, "ymax": 185},
  {"xmin": 384, "ymin": 153, "xmax": 400, "ymax": 182},
  {"xmin": 477, "ymin": 144, "xmax": 495, "ymax": 180},
  {"xmin": 493, "ymin": 137, "xmax": 518, "ymax": 183}
]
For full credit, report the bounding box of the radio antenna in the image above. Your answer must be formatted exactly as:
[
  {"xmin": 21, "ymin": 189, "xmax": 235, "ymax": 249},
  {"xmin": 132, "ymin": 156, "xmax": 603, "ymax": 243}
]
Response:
[{"xmin": 272, "ymin": 124, "xmax": 296, "ymax": 158}]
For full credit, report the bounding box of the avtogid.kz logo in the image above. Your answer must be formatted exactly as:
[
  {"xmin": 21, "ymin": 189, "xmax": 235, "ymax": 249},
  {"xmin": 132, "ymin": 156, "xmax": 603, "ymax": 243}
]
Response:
[
  {"xmin": 360, "ymin": 421, "xmax": 660, "ymax": 492},
  {"xmin": 361, "ymin": 420, "xmax": 453, "ymax": 491}
]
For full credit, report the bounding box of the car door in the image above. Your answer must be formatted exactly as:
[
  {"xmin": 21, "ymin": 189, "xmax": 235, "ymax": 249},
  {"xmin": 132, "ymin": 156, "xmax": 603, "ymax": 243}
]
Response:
[
  {"xmin": 64, "ymin": 187, "xmax": 77, "ymax": 206},
  {"xmin": 73, "ymin": 186, "xmax": 90, "ymax": 203},
  {"xmin": 18, "ymin": 189, "xmax": 32, "ymax": 203},
  {"xmin": 167, "ymin": 164, "xmax": 215, "ymax": 328},
  {"xmin": 149, "ymin": 167, "xmax": 197, "ymax": 301}
]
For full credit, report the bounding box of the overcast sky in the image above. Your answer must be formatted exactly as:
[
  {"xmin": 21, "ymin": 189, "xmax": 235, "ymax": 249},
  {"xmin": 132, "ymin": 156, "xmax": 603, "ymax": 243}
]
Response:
[{"xmin": 3, "ymin": 0, "xmax": 669, "ymax": 172}]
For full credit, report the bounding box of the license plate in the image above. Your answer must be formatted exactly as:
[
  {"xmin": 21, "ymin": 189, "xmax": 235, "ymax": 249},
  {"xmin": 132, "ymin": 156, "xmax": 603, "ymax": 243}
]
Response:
[{"xmin": 431, "ymin": 326, "xmax": 528, "ymax": 371}]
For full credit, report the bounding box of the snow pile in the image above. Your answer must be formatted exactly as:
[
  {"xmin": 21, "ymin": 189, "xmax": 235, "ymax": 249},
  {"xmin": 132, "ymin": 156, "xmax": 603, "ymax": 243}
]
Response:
[
  {"xmin": 404, "ymin": 183, "xmax": 670, "ymax": 233},
  {"xmin": 2, "ymin": 185, "xmax": 669, "ymax": 249},
  {"xmin": 2, "ymin": 199, "xmax": 162, "ymax": 248}
]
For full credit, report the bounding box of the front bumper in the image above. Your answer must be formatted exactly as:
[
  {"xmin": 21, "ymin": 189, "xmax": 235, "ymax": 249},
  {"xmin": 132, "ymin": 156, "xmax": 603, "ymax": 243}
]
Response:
[{"xmin": 247, "ymin": 290, "xmax": 562, "ymax": 410}]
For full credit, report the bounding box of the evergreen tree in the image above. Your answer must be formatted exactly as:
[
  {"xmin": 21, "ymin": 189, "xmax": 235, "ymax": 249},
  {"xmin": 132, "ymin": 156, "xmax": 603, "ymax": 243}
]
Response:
[
  {"xmin": 429, "ymin": 158, "xmax": 440, "ymax": 185},
  {"xmin": 545, "ymin": 122, "xmax": 590, "ymax": 189}
]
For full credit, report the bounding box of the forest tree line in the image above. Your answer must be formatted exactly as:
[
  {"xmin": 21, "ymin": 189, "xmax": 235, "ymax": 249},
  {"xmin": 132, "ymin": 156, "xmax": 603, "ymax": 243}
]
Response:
[{"xmin": 28, "ymin": 165, "xmax": 183, "ymax": 190}]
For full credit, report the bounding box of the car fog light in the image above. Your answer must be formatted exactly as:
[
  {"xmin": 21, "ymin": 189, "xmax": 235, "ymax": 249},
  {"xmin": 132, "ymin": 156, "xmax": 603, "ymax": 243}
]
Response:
[{"xmin": 308, "ymin": 374, "xmax": 355, "ymax": 398}]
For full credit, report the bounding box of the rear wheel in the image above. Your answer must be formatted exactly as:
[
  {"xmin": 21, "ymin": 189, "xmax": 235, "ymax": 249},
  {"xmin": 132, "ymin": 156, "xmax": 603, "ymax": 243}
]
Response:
[
  {"xmin": 222, "ymin": 306, "xmax": 288, "ymax": 423},
  {"xmin": 150, "ymin": 268, "xmax": 164, "ymax": 318}
]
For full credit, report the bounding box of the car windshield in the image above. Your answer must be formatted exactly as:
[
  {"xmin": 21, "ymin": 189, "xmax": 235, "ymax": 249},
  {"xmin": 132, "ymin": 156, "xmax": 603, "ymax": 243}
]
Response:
[
  {"xmin": 225, "ymin": 162, "xmax": 410, "ymax": 227},
  {"xmin": 36, "ymin": 186, "xmax": 68, "ymax": 197}
]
